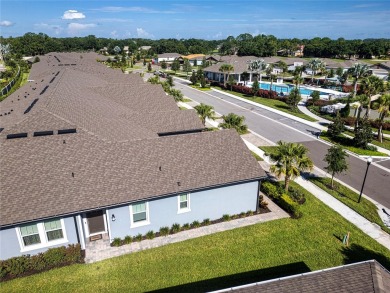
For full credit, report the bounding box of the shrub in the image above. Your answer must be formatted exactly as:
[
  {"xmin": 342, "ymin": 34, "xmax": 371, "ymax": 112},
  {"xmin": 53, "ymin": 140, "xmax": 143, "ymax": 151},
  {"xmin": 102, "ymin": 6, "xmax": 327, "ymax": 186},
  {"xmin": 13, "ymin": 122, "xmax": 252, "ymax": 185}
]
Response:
[
  {"xmin": 134, "ymin": 233, "xmax": 143, "ymax": 242},
  {"xmin": 279, "ymin": 193, "xmax": 302, "ymax": 218},
  {"xmin": 112, "ymin": 237, "xmax": 122, "ymax": 247},
  {"xmin": 260, "ymin": 181, "xmax": 281, "ymax": 200},
  {"xmin": 222, "ymin": 214, "xmax": 231, "ymax": 221},
  {"xmin": 124, "ymin": 235, "xmax": 132, "ymax": 244},
  {"xmin": 44, "ymin": 246, "xmax": 66, "ymax": 267},
  {"xmin": 146, "ymin": 231, "xmax": 155, "ymax": 240},
  {"xmin": 246, "ymin": 210, "xmax": 254, "ymax": 216},
  {"xmin": 239, "ymin": 212, "xmax": 246, "ymax": 218},
  {"xmin": 30, "ymin": 253, "xmax": 46, "ymax": 271},
  {"xmin": 64, "ymin": 244, "xmax": 82, "ymax": 263},
  {"xmin": 171, "ymin": 223, "xmax": 181, "ymax": 234},
  {"xmin": 182, "ymin": 223, "xmax": 190, "ymax": 230},
  {"xmin": 3, "ymin": 255, "xmax": 30, "ymax": 277},
  {"xmin": 202, "ymin": 218, "xmax": 210, "ymax": 226},
  {"xmin": 191, "ymin": 220, "xmax": 200, "ymax": 228},
  {"xmin": 159, "ymin": 226, "xmax": 169, "ymax": 236}
]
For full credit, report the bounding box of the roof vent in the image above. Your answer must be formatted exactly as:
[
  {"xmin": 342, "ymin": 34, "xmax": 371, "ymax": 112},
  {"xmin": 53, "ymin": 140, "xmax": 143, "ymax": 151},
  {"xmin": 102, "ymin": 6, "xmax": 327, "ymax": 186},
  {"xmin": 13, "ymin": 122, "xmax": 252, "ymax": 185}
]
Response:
[
  {"xmin": 177, "ymin": 181, "xmax": 181, "ymax": 186},
  {"xmin": 58, "ymin": 128, "xmax": 77, "ymax": 135},
  {"xmin": 33, "ymin": 130, "xmax": 54, "ymax": 137},
  {"xmin": 7, "ymin": 133, "xmax": 28, "ymax": 139},
  {"xmin": 24, "ymin": 98, "xmax": 39, "ymax": 114},
  {"xmin": 159, "ymin": 166, "xmax": 162, "ymax": 171}
]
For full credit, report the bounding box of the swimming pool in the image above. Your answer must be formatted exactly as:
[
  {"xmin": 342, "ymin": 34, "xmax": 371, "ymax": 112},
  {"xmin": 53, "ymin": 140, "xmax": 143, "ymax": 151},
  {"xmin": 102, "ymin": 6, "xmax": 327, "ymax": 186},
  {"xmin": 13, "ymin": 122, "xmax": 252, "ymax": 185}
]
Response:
[{"xmin": 258, "ymin": 83, "xmax": 328, "ymax": 96}]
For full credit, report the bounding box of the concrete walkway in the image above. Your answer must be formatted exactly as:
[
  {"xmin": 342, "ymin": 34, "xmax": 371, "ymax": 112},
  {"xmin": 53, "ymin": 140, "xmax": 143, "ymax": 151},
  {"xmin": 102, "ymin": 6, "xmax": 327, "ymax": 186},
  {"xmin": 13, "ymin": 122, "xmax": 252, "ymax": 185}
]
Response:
[{"xmin": 85, "ymin": 198, "xmax": 289, "ymax": 263}]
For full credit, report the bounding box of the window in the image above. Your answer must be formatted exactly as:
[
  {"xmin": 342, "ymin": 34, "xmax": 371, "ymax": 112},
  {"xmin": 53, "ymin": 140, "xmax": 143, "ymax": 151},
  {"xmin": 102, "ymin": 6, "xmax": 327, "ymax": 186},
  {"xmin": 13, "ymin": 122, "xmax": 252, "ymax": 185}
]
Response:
[
  {"xmin": 130, "ymin": 202, "xmax": 149, "ymax": 227},
  {"xmin": 44, "ymin": 220, "xmax": 64, "ymax": 241},
  {"xmin": 17, "ymin": 219, "xmax": 67, "ymax": 252},
  {"xmin": 178, "ymin": 193, "xmax": 190, "ymax": 213},
  {"xmin": 20, "ymin": 224, "xmax": 41, "ymax": 246}
]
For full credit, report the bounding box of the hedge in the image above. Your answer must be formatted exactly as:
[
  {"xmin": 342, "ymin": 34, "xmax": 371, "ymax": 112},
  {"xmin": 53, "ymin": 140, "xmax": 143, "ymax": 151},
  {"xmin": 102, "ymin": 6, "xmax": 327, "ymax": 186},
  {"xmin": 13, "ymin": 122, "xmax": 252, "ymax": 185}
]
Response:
[{"xmin": 0, "ymin": 244, "xmax": 83, "ymax": 281}]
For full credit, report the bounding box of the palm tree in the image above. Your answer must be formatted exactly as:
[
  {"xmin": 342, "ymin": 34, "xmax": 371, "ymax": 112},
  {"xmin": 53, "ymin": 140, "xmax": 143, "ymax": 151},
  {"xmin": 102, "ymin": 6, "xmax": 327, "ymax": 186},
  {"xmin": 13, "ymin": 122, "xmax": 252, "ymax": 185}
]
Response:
[
  {"xmin": 194, "ymin": 103, "xmax": 216, "ymax": 125},
  {"xmin": 241, "ymin": 71, "xmax": 250, "ymax": 85},
  {"xmin": 307, "ymin": 58, "xmax": 325, "ymax": 83},
  {"xmin": 269, "ymin": 141, "xmax": 314, "ymax": 191},
  {"xmin": 348, "ymin": 63, "xmax": 370, "ymax": 99},
  {"xmin": 354, "ymin": 94, "xmax": 369, "ymax": 129},
  {"xmin": 248, "ymin": 59, "xmax": 266, "ymax": 84},
  {"xmin": 219, "ymin": 113, "xmax": 248, "ymax": 134},
  {"xmin": 265, "ymin": 64, "xmax": 275, "ymax": 90},
  {"xmin": 376, "ymin": 93, "xmax": 390, "ymax": 142},
  {"xmin": 219, "ymin": 64, "xmax": 234, "ymax": 87},
  {"xmin": 360, "ymin": 75, "xmax": 384, "ymax": 119}
]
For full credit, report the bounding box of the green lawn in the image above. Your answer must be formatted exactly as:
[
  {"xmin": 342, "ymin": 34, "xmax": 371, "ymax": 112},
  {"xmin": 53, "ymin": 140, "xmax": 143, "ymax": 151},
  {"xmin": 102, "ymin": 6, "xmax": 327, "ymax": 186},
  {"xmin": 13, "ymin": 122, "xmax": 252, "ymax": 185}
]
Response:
[
  {"xmin": 344, "ymin": 130, "xmax": 390, "ymax": 151},
  {"xmin": 251, "ymin": 151, "xmax": 263, "ymax": 161},
  {"xmin": 309, "ymin": 177, "xmax": 390, "ymax": 235},
  {"xmin": 2, "ymin": 182, "xmax": 389, "ymax": 292},
  {"xmin": 259, "ymin": 146, "xmax": 277, "ymax": 156},
  {"xmin": 213, "ymin": 87, "xmax": 317, "ymax": 122},
  {"xmin": 182, "ymin": 98, "xmax": 192, "ymax": 103},
  {"xmin": 320, "ymin": 133, "xmax": 388, "ymax": 157}
]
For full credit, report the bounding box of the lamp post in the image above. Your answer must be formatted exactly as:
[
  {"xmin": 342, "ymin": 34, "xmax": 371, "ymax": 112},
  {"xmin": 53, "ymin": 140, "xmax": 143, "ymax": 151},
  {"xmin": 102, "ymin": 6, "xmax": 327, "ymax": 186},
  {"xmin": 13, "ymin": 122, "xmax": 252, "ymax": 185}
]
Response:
[{"xmin": 358, "ymin": 156, "xmax": 372, "ymax": 203}]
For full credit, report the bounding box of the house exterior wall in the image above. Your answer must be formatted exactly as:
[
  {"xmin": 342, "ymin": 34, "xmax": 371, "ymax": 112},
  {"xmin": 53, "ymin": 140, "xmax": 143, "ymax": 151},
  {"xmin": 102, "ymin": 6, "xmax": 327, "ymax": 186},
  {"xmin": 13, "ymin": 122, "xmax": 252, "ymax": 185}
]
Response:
[
  {"xmin": 107, "ymin": 181, "xmax": 259, "ymax": 240},
  {"xmin": 0, "ymin": 216, "xmax": 79, "ymax": 260}
]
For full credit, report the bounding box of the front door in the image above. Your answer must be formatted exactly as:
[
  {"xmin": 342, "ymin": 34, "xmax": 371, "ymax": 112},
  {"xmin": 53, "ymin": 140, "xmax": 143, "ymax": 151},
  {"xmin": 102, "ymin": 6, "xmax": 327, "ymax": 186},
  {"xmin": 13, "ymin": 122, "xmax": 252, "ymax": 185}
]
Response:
[{"xmin": 86, "ymin": 210, "xmax": 106, "ymax": 236}]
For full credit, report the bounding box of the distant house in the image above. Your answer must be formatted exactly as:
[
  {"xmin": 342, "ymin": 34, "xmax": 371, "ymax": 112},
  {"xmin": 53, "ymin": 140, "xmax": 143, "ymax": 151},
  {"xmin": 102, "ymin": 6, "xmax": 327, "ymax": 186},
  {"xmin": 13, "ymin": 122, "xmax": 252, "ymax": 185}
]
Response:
[
  {"xmin": 0, "ymin": 52, "xmax": 266, "ymax": 260},
  {"xmin": 138, "ymin": 46, "xmax": 152, "ymax": 51},
  {"xmin": 153, "ymin": 53, "xmax": 181, "ymax": 64},
  {"xmin": 177, "ymin": 54, "xmax": 206, "ymax": 66},
  {"xmin": 370, "ymin": 62, "xmax": 390, "ymax": 80},
  {"xmin": 99, "ymin": 47, "xmax": 108, "ymax": 55},
  {"xmin": 123, "ymin": 46, "xmax": 129, "ymax": 55}
]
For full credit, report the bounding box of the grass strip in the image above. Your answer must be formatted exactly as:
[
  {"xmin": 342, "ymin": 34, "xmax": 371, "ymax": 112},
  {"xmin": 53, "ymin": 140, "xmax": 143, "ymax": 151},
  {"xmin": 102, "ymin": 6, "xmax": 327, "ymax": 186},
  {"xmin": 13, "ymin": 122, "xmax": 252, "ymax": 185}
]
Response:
[
  {"xmin": 309, "ymin": 177, "xmax": 390, "ymax": 235},
  {"xmin": 251, "ymin": 151, "xmax": 263, "ymax": 161},
  {"xmin": 3, "ymin": 182, "xmax": 390, "ymax": 292}
]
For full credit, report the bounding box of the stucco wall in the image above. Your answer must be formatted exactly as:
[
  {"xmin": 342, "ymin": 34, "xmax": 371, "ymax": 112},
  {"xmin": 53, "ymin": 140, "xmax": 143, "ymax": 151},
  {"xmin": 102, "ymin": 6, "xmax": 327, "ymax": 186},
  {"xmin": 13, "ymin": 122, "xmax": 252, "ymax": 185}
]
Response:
[
  {"xmin": 107, "ymin": 181, "xmax": 259, "ymax": 240},
  {"xmin": 0, "ymin": 216, "xmax": 79, "ymax": 260}
]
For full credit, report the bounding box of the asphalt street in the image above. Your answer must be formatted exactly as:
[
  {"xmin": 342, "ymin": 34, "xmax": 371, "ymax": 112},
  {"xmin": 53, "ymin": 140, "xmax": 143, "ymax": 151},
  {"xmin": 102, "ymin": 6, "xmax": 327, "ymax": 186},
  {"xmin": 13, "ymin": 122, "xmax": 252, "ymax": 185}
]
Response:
[{"xmin": 175, "ymin": 80, "xmax": 390, "ymax": 209}]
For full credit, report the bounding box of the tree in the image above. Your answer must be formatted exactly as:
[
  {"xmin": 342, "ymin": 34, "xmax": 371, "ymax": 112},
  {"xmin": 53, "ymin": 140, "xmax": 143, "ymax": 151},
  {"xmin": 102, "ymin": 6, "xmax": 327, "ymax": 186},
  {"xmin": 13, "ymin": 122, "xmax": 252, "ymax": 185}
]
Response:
[
  {"xmin": 269, "ymin": 141, "xmax": 314, "ymax": 191},
  {"xmin": 248, "ymin": 59, "xmax": 266, "ymax": 84},
  {"xmin": 219, "ymin": 63, "xmax": 234, "ymax": 87},
  {"xmin": 113, "ymin": 46, "xmax": 121, "ymax": 55},
  {"xmin": 166, "ymin": 75, "xmax": 174, "ymax": 87},
  {"xmin": 336, "ymin": 67, "xmax": 344, "ymax": 78},
  {"xmin": 286, "ymin": 87, "xmax": 301, "ymax": 110},
  {"xmin": 147, "ymin": 62, "xmax": 152, "ymax": 72},
  {"xmin": 161, "ymin": 60, "xmax": 167, "ymax": 70},
  {"xmin": 376, "ymin": 93, "xmax": 390, "ymax": 142},
  {"xmin": 310, "ymin": 90, "xmax": 320, "ymax": 105},
  {"xmin": 339, "ymin": 102, "xmax": 350, "ymax": 118},
  {"xmin": 324, "ymin": 145, "xmax": 349, "ymax": 189},
  {"xmin": 307, "ymin": 58, "xmax": 325, "ymax": 82},
  {"xmin": 190, "ymin": 71, "xmax": 197, "ymax": 85},
  {"xmin": 348, "ymin": 63, "xmax": 370, "ymax": 99},
  {"xmin": 194, "ymin": 103, "xmax": 215, "ymax": 125},
  {"xmin": 327, "ymin": 112, "xmax": 344, "ymax": 137},
  {"xmin": 241, "ymin": 71, "xmax": 250, "ymax": 85},
  {"xmin": 219, "ymin": 113, "xmax": 248, "ymax": 134},
  {"xmin": 227, "ymin": 75, "xmax": 236, "ymax": 91},
  {"xmin": 252, "ymin": 78, "xmax": 259, "ymax": 96},
  {"xmin": 182, "ymin": 59, "xmax": 191, "ymax": 77},
  {"xmin": 171, "ymin": 59, "xmax": 180, "ymax": 73},
  {"xmin": 353, "ymin": 118, "xmax": 373, "ymax": 149},
  {"xmin": 266, "ymin": 64, "xmax": 276, "ymax": 90},
  {"xmin": 354, "ymin": 94, "xmax": 370, "ymax": 129},
  {"xmin": 169, "ymin": 88, "xmax": 184, "ymax": 102},
  {"xmin": 360, "ymin": 75, "xmax": 384, "ymax": 119}
]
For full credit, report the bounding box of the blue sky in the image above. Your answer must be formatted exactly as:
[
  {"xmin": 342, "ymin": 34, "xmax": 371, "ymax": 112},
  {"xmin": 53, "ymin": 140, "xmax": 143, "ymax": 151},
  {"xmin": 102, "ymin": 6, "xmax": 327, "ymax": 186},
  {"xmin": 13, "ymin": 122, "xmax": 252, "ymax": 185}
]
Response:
[{"xmin": 1, "ymin": 0, "xmax": 389, "ymax": 39}]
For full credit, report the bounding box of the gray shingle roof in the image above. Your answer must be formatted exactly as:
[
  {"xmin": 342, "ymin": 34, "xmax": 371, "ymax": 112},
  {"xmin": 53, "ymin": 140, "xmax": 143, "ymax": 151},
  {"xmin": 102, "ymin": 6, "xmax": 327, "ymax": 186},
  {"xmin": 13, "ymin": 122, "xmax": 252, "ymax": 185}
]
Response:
[
  {"xmin": 217, "ymin": 260, "xmax": 390, "ymax": 293},
  {"xmin": 0, "ymin": 52, "xmax": 265, "ymax": 227}
]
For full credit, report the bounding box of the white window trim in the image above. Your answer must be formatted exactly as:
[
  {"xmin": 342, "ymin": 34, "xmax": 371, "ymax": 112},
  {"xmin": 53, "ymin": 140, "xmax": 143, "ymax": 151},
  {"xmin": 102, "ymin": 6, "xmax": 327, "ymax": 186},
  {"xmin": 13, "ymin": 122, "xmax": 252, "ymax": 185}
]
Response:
[
  {"xmin": 129, "ymin": 202, "xmax": 150, "ymax": 228},
  {"xmin": 16, "ymin": 219, "xmax": 68, "ymax": 253},
  {"xmin": 177, "ymin": 193, "xmax": 191, "ymax": 214}
]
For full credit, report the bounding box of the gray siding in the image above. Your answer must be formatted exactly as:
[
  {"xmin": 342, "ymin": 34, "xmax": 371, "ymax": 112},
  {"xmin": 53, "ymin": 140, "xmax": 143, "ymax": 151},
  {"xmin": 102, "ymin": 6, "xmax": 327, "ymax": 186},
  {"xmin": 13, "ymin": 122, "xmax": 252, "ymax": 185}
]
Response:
[
  {"xmin": 0, "ymin": 216, "xmax": 79, "ymax": 260},
  {"xmin": 108, "ymin": 181, "xmax": 258, "ymax": 240}
]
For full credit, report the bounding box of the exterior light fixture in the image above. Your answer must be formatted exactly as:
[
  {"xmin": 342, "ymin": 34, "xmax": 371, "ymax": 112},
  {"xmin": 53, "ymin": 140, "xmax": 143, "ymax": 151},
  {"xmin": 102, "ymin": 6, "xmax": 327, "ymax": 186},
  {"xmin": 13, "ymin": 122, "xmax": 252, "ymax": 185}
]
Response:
[
  {"xmin": 111, "ymin": 214, "xmax": 116, "ymax": 222},
  {"xmin": 358, "ymin": 156, "xmax": 372, "ymax": 203}
]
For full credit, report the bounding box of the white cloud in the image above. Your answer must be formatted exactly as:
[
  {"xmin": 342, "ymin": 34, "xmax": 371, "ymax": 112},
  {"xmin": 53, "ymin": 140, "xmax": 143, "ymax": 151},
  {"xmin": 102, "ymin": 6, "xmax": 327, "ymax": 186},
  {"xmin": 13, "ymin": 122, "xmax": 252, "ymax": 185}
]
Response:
[
  {"xmin": 0, "ymin": 20, "xmax": 14, "ymax": 27},
  {"xmin": 110, "ymin": 30, "xmax": 118, "ymax": 38},
  {"xmin": 62, "ymin": 10, "xmax": 86, "ymax": 20},
  {"xmin": 136, "ymin": 28, "xmax": 154, "ymax": 38},
  {"xmin": 213, "ymin": 32, "xmax": 223, "ymax": 39},
  {"xmin": 67, "ymin": 23, "xmax": 96, "ymax": 35}
]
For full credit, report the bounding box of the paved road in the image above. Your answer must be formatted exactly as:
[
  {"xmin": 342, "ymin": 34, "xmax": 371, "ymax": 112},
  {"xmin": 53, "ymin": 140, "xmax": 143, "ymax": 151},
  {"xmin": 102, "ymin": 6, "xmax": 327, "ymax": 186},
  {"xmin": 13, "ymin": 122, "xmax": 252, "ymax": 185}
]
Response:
[{"xmin": 175, "ymin": 80, "xmax": 390, "ymax": 209}]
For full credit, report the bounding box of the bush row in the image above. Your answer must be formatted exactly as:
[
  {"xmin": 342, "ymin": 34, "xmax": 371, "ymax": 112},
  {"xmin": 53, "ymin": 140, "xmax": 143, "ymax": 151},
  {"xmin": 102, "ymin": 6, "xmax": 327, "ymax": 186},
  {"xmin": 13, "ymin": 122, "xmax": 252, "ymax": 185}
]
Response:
[
  {"xmin": 111, "ymin": 211, "xmax": 257, "ymax": 247},
  {"xmin": 260, "ymin": 181, "xmax": 303, "ymax": 219},
  {"xmin": 211, "ymin": 82, "xmax": 284, "ymax": 101},
  {"xmin": 0, "ymin": 244, "xmax": 83, "ymax": 282}
]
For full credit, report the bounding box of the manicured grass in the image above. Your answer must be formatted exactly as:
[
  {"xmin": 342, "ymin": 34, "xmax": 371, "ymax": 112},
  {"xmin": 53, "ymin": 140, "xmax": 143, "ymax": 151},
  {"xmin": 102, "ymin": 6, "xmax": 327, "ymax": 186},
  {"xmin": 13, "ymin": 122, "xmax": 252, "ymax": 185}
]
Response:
[
  {"xmin": 190, "ymin": 85, "xmax": 212, "ymax": 91},
  {"xmin": 213, "ymin": 87, "xmax": 317, "ymax": 122},
  {"xmin": 259, "ymin": 146, "xmax": 277, "ymax": 156},
  {"xmin": 344, "ymin": 130, "xmax": 390, "ymax": 151},
  {"xmin": 2, "ymin": 182, "xmax": 389, "ymax": 292},
  {"xmin": 309, "ymin": 177, "xmax": 390, "ymax": 235},
  {"xmin": 182, "ymin": 98, "xmax": 192, "ymax": 102},
  {"xmin": 320, "ymin": 133, "xmax": 388, "ymax": 157},
  {"xmin": 251, "ymin": 151, "xmax": 263, "ymax": 161}
]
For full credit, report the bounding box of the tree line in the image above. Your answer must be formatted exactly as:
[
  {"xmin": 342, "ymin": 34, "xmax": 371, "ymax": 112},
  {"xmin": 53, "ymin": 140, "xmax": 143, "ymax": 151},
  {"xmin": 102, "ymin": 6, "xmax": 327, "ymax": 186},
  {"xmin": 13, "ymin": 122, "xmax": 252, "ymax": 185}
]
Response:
[{"xmin": 1, "ymin": 32, "xmax": 389, "ymax": 59}]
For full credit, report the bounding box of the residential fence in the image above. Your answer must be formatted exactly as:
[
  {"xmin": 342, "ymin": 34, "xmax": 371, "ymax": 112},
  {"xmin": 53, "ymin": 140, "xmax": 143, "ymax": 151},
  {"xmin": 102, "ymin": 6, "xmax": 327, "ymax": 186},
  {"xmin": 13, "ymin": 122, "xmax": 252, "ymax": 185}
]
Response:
[{"xmin": 1, "ymin": 65, "xmax": 20, "ymax": 97}]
